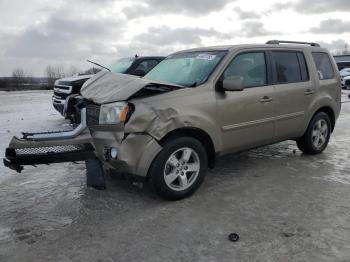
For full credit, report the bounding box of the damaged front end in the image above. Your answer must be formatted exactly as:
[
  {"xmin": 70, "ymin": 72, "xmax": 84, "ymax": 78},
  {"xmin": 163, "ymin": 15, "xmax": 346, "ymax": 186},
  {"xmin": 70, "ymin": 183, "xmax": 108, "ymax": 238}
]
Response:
[
  {"xmin": 3, "ymin": 72, "xmax": 184, "ymax": 179},
  {"xmin": 3, "ymin": 108, "xmax": 94, "ymax": 173}
]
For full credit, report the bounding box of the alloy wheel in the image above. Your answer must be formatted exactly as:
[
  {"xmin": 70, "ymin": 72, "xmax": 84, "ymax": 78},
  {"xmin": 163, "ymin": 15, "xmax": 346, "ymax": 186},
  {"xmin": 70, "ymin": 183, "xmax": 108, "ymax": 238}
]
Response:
[
  {"xmin": 163, "ymin": 147, "xmax": 200, "ymax": 191},
  {"xmin": 312, "ymin": 119, "xmax": 328, "ymax": 149}
]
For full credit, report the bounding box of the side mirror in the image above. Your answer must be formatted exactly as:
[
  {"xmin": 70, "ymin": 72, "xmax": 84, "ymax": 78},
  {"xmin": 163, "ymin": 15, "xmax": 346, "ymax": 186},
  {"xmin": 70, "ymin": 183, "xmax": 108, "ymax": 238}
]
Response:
[
  {"xmin": 133, "ymin": 69, "xmax": 146, "ymax": 77},
  {"xmin": 222, "ymin": 76, "xmax": 244, "ymax": 91}
]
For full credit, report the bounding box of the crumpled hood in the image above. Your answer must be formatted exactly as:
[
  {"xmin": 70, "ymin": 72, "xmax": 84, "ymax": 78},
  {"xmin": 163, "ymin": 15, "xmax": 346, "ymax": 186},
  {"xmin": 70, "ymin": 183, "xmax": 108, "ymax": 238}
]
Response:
[{"xmin": 81, "ymin": 71, "xmax": 183, "ymax": 104}]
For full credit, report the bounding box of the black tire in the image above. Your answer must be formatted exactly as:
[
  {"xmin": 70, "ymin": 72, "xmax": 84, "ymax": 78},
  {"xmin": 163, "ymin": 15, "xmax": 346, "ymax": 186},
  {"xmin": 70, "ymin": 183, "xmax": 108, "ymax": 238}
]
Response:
[
  {"xmin": 149, "ymin": 137, "xmax": 208, "ymax": 200},
  {"xmin": 297, "ymin": 112, "xmax": 331, "ymax": 155}
]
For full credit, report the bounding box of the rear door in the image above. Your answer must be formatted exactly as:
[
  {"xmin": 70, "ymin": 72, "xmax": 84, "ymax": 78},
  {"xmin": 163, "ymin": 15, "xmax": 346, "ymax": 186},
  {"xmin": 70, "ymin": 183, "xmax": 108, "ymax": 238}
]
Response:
[
  {"xmin": 216, "ymin": 50, "xmax": 275, "ymax": 153},
  {"xmin": 270, "ymin": 50, "xmax": 313, "ymax": 141}
]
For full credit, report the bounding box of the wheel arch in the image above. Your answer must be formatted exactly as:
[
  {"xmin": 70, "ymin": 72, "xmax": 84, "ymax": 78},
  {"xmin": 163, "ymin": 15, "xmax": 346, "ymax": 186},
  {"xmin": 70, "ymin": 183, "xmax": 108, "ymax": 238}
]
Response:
[
  {"xmin": 158, "ymin": 127, "xmax": 217, "ymax": 169},
  {"xmin": 311, "ymin": 106, "xmax": 336, "ymax": 132}
]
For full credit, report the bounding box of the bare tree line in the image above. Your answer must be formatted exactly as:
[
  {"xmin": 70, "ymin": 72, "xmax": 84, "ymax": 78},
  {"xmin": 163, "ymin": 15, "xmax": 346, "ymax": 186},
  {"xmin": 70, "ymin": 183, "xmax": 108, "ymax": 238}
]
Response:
[
  {"xmin": 0, "ymin": 64, "xmax": 100, "ymax": 90},
  {"xmin": 45, "ymin": 64, "xmax": 100, "ymax": 87},
  {"xmin": 12, "ymin": 68, "xmax": 34, "ymax": 86},
  {"xmin": 331, "ymin": 43, "xmax": 350, "ymax": 56}
]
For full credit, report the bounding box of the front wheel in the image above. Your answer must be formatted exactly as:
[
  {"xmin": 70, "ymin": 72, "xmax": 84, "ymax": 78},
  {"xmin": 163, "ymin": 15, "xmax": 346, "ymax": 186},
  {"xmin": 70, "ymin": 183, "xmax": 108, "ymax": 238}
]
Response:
[
  {"xmin": 149, "ymin": 137, "xmax": 208, "ymax": 200},
  {"xmin": 297, "ymin": 112, "xmax": 331, "ymax": 154}
]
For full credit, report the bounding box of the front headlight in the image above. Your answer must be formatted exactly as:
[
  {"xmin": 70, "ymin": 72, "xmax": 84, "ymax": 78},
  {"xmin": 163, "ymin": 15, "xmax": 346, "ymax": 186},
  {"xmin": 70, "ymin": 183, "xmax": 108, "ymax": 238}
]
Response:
[{"xmin": 99, "ymin": 101, "xmax": 129, "ymax": 125}]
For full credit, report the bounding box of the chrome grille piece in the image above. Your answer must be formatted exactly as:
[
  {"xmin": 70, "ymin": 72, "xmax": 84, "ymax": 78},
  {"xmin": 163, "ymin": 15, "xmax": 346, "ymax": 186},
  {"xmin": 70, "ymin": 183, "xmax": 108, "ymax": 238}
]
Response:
[{"xmin": 15, "ymin": 144, "xmax": 87, "ymax": 156}]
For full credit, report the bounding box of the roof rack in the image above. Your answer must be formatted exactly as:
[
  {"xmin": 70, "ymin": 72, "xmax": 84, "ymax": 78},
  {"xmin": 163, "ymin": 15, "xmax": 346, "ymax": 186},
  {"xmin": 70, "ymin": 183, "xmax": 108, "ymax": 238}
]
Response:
[{"xmin": 266, "ymin": 40, "xmax": 320, "ymax": 47}]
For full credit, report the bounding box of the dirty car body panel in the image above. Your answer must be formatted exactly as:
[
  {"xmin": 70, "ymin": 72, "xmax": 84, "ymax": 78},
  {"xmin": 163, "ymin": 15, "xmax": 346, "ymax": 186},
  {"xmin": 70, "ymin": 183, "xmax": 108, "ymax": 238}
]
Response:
[
  {"xmin": 4, "ymin": 42, "xmax": 341, "ymax": 199},
  {"xmin": 81, "ymin": 44, "xmax": 340, "ymax": 179}
]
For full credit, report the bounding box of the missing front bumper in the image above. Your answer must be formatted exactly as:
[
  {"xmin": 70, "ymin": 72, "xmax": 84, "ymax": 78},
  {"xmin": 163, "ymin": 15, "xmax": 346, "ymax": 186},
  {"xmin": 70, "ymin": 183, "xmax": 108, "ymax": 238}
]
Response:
[
  {"xmin": 3, "ymin": 107, "xmax": 94, "ymax": 173},
  {"xmin": 4, "ymin": 143, "xmax": 95, "ymax": 173}
]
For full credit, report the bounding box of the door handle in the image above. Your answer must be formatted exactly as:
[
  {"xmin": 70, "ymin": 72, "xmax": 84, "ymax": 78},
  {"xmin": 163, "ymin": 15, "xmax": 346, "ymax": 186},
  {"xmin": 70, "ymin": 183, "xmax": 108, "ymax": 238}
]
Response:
[
  {"xmin": 304, "ymin": 89, "xmax": 315, "ymax": 95},
  {"xmin": 260, "ymin": 96, "xmax": 273, "ymax": 103}
]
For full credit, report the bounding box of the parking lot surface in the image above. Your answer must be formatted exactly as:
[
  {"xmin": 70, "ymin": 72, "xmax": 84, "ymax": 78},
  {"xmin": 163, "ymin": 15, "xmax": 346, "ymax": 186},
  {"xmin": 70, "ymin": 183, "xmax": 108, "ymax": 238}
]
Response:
[{"xmin": 1, "ymin": 90, "xmax": 350, "ymax": 262}]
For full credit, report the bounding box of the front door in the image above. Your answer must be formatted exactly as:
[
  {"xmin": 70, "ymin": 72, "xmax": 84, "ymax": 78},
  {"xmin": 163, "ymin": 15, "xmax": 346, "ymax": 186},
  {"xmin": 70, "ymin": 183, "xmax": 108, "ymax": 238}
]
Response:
[{"xmin": 216, "ymin": 51, "xmax": 275, "ymax": 153}]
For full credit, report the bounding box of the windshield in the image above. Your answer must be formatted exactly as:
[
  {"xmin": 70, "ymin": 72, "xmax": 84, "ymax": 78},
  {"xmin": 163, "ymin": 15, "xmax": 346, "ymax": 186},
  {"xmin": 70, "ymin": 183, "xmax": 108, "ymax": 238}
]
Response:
[
  {"xmin": 144, "ymin": 51, "xmax": 227, "ymax": 87},
  {"xmin": 110, "ymin": 58, "xmax": 135, "ymax": 73}
]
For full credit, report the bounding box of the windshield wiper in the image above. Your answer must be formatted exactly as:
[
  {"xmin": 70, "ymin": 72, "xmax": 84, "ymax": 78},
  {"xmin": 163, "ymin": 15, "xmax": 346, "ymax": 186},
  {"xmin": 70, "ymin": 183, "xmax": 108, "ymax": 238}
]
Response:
[{"xmin": 87, "ymin": 60, "xmax": 111, "ymax": 72}]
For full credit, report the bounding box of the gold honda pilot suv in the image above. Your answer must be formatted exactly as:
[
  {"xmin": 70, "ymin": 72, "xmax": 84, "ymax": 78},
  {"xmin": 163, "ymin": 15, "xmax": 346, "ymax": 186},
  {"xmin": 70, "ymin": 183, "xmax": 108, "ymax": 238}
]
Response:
[{"xmin": 4, "ymin": 40, "xmax": 341, "ymax": 200}]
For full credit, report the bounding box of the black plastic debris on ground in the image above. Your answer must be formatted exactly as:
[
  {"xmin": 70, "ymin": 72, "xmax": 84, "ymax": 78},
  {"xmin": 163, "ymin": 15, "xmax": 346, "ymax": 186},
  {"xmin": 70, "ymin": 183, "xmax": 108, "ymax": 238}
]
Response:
[{"xmin": 228, "ymin": 233, "xmax": 239, "ymax": 242}]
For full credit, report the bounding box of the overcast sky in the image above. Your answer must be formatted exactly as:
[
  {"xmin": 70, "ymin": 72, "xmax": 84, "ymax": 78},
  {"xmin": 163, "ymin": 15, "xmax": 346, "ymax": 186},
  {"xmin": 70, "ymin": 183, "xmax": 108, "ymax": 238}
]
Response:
[{"xmin": 0, "ymin": 0, "xmax": 349, "ymax": 77}]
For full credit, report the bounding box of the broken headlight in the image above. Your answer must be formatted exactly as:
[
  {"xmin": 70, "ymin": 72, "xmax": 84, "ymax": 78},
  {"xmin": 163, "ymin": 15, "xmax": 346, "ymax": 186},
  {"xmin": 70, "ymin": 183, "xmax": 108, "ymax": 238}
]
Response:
[{"xmin": 99, "ymin": 102, "xmax": 129, "ymax": 125}]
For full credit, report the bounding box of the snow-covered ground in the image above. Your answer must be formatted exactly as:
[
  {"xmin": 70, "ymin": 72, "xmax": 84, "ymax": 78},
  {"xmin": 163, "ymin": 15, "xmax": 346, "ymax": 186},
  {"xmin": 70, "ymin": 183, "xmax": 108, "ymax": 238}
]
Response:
[
  {"xmin": 0, "ymin": 90, "xmax": 71, "ymax": 182},
  {"xmin": 0, "ymin": 90, "xmax": 350, "ymax": 262}
]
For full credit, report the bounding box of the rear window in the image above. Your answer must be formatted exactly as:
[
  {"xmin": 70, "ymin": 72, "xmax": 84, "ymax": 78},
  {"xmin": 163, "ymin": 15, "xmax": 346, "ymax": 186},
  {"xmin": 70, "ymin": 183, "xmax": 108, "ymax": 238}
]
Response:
[
  {"xmin": 271, "ymin": 51, "xmax": 309, "ymax": 84},
  {"xmin": 312, "ymin": 52, "xmax": 335, "ymax": 80}
]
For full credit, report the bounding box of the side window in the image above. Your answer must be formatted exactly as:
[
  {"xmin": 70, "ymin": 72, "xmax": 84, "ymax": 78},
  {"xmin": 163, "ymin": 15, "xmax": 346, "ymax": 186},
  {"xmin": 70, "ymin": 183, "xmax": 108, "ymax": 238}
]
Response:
[
  {"xmin": 135, "ymin": 60, "xmax": 159, "ymax": 74},
  {"xmin": 312, "ymin": 52, "xmax": 335, "ymax": 80},
  {"xmin": 271, "ymin": 51, "xmax": 303, "ymax": 83},
  {"xmin": 223, "ymin": 52, "xmax": 267, "ymax": 88}
]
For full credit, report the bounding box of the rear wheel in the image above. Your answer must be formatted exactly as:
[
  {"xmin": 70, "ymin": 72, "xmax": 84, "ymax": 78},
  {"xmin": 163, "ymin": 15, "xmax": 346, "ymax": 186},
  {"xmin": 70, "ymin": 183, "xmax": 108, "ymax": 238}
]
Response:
[
  {"xmin": 297, "ymin": 112, "xmax": 331, "ymax": 154},
  {"xmin": 149, "ymin": 137, "xmax": 208, "ymax": 200}
]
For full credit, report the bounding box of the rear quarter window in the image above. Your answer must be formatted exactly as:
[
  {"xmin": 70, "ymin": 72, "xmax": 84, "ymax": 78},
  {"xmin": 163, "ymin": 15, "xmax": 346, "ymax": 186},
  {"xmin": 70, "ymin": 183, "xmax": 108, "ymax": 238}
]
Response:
[{"xmin": 312, "ymin": 52, "xmax": 335, "ymax": 80}]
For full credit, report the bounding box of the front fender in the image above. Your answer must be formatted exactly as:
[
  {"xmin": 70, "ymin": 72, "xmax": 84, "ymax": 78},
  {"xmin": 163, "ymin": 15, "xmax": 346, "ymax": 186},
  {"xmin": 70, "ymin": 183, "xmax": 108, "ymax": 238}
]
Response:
[{"xmin": 124, "ymin": 102, "xmax": 222, "ymax": 152}]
